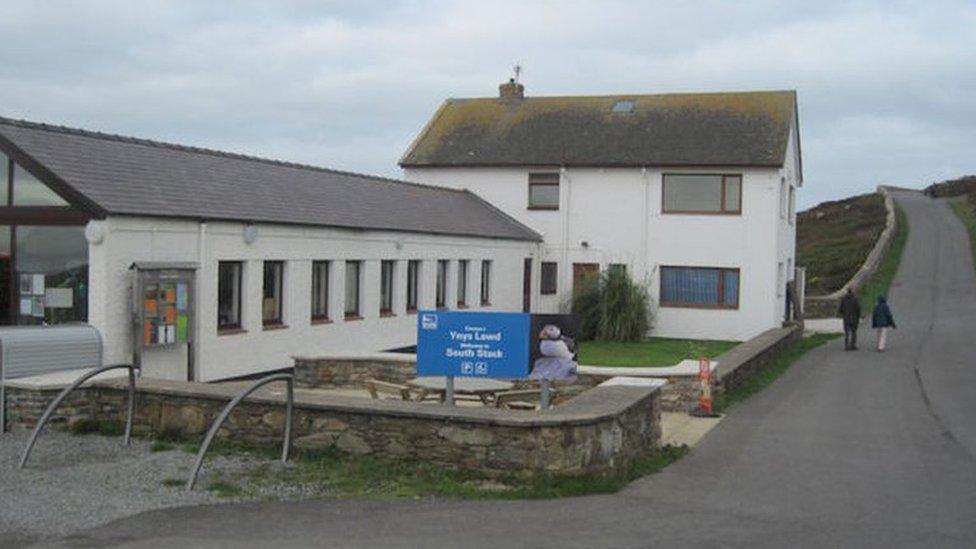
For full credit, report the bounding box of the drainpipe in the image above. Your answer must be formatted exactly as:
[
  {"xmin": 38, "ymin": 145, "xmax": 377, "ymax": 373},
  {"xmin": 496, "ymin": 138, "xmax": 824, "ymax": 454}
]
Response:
[
  {"xmin": 561, "ymin": 165, "xmax": 571, "ymax": 311},
  {"xmin": 191, "ymin": 222, "xmax": 206, "ymax": 382},
  {"xmin": 641, "ymin": 166, "xmax": 650, "ymax": 278}
]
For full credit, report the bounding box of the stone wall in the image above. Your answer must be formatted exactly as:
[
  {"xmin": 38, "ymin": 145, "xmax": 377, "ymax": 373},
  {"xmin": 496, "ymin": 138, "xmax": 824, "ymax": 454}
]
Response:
[
  {"xmin": 3, "ymin": 385, "xmax": 93, "ymax": 432},
  {"xmin": 293, "ymin": 354, "xmax": 416, "ymax": 389},
  {"xmin": 4, "ymin": 377, "xmax": 661, "ymax": 478},
  {"xmin": 713, "ymin": 325, "xmax": 802, "ymax": 395},
  {"xmin": 567, "ymin": 325, "xmax": 802, "ymax": 412},
  {"xmin": 805, "ymin": 186, "xmax": 897, "ymax": 318}
]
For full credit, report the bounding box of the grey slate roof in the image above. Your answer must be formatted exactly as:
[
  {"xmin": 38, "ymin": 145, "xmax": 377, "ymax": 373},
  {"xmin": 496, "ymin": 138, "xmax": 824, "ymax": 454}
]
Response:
[
  {"xmin": 0, "ymin": 117, "xmax": 541, "ymax": 241},
  {"xmin": 400, "ymin": 90, "xmax": 798, "ymax": 169}
]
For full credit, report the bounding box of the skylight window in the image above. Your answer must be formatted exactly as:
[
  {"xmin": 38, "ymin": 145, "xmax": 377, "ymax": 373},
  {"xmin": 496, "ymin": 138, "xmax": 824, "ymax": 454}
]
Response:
[{"xmin": 611, "ymin": 100, "xmax": 635, "ymax": 113}]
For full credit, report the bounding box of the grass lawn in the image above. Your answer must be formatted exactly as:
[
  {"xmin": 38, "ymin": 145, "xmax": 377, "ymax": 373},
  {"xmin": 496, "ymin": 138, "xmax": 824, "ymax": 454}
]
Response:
[
  {"xmin": 798, "ymin": 192, "xmax": 886, "ymax": 295},
  {"xmin": 578, "ymin": 338, "xmax": 738, "ymax": 367},
  {"xmin": 856, "ymin": 203, "xmax": 909, "ymax": 315},
  {"xmin": 949, "ymin": 194, "xmax": 976, "ymax": 274}
]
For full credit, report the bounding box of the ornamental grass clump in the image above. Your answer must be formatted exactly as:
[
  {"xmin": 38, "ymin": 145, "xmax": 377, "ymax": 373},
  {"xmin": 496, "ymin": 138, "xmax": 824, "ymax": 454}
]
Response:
[{"xmin": 572, "ymin": 268, "xmax": 652, "ymax": 342}]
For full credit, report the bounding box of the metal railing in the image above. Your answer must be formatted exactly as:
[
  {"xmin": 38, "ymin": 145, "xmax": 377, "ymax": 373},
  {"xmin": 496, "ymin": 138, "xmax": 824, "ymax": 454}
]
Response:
[
  {"xmin": 19, "ymin": 363, "xmax": 140, "ymax": 469},
  {"xmin": 186, "ymin": 372, "xmax": 294, "ymax": 490}
]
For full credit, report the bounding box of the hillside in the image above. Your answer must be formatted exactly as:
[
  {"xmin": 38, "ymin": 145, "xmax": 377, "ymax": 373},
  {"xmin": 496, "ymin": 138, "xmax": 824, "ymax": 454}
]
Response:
[
  {"xmin": 797, "ymin": 192, "xmax": 886, "ymax": 296},
  {"xmin": 924, "ymin": 175, "xmax": 976, "ymax": 198},
  {"xmin": 936, "ymin": 176, "xmax": 976, "ymax": 274}
]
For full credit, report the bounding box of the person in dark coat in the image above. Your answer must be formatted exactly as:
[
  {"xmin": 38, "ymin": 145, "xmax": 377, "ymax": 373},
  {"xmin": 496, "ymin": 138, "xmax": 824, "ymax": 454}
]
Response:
[
  {"xmin": 871, "ymin": 295, "xmax": 897, "ymax": 351},
  {"xmin": 838, "ymin": 288, "xmax": 861, "ymax": 350}
]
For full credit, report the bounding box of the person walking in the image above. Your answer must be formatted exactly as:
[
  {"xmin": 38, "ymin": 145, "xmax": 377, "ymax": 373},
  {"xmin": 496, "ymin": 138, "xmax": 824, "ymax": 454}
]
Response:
[
  {"xmin": 838, "ymin": 288, "xmax": 861, "ymax": 350},
  {"xmin": 871, "ymin": 295, "xmax": 897, "ymax": 352}
]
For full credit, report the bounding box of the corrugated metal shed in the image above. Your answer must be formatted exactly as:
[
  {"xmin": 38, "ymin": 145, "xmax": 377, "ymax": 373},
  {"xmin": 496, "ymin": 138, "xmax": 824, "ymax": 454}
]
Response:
[{"xmin": 0, "ymin": 324, "xmax": 103, "ymax": 432}]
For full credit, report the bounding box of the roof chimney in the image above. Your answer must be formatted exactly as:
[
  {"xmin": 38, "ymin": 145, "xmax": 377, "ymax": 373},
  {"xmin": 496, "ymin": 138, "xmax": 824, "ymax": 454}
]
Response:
[{"xmin": 499, "ymin": 78, "xmax": 524, "ymax": 100}]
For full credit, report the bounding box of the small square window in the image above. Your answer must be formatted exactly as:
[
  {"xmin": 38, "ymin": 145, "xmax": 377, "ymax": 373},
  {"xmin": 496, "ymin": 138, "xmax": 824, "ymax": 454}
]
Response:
[{"xmin": 528, "ymin": 173, "xmax": 559, "ymax": 209}]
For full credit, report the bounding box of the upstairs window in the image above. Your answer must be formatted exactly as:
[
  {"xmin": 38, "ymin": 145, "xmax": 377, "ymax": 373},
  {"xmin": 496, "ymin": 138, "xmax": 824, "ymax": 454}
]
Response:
[
  {"xmin": 380, "ymin": 260, "xmax": 394, "ymax": 315},
  {"xmin": 540, "ymin": 262, "xmax": 558, "ymax": 295},
  {"xmin": 311, "ymin": 261, "xmax": 330, "ymax": 321},
  {"xmin": 406, "ymin": 260, "xmax": 420, "ymax": 312},
  {"xmin": 528, "ymin": 172, "xmax": 560, "ymax": 210},
  {"xmin": 480, "ymin": 260, "xmax": 492, "ymax": 305},
  {"xmin": 660, "ymin": 266, "xmax": 739, "ymax": 309},
  {"xmin": 457, "ymin": 260, "xmax": 468, "ymax": 307},
  {"xmin": 788, "ymin": 186, "xmax": 796, "ymax": 225},
  {"xmin": 663, "ymin": 174, "xmax": 741, "ymax": 215},
  {"xmin": 262, "ymin": 261, "xmax": 284, "ymax": 326}
]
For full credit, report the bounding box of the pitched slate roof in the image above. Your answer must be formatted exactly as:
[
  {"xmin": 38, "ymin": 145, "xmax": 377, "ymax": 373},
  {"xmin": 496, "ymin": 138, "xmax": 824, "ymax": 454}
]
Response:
[
  {"xmin": 0, "ymin": 117, "xmax": 540, "ymax": 241},
  {"xmin": 400, "ymin": 90, "xmax": 798, "ymax": 169}
]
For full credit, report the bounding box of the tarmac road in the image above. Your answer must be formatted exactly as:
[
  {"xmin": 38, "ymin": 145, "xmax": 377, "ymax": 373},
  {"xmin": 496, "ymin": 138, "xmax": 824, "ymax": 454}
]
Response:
[{"xmin": 45, "ymin": 190, "xmax": 976, "ymax": 548}]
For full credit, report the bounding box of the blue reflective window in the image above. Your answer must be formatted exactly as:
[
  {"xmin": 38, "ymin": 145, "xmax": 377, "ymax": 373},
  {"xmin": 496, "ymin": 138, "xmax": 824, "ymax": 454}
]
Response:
[{"xmin": 660, "ymin": 266, "xmax": 739, "ymax": 308}]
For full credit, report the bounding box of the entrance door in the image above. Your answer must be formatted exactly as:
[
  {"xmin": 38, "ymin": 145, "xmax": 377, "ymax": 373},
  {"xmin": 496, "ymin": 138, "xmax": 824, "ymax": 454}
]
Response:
[
  {"xmin": 522, "ymin": 258, "xmax": 532, "ymax": 312},
  {"xmin": 572, "ymin": 263, "xmax": 600, "ymax": 290}
]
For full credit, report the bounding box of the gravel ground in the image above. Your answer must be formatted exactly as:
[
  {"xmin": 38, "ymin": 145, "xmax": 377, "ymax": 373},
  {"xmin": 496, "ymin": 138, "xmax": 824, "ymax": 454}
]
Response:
[{"xmin": 0, "ymin": 430, "xmax": 284, "ymax": 546}]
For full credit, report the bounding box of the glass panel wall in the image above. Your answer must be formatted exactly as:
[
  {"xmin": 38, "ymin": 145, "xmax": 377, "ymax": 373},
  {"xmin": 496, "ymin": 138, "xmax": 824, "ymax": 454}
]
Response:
[
  {"xmin": 13, "ymin": 164, "xmax": 69, "ymax": 206},
  {"xmin": 0, "ymin": 155, "xmax": 89, "ymax": 325},
  {"xmin": 14, "ymin": 225, "xmax": 88, "ymax": 324}
]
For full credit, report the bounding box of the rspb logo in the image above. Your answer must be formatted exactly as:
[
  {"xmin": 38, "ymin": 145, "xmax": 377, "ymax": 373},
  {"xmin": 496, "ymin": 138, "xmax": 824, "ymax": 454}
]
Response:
[{"xmin": 421, "ymin": 313, "xmax": 438, "ymax": 330}]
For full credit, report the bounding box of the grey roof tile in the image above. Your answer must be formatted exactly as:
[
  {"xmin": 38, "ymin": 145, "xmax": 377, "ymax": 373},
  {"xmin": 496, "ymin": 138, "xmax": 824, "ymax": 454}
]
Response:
[
  {"xmin": 0, "ymin": 117, "xmax": 541, "ymax": 242},
  {"xmin": 400, "ymin": 90, "xmax": 798, "ymax": 168}
]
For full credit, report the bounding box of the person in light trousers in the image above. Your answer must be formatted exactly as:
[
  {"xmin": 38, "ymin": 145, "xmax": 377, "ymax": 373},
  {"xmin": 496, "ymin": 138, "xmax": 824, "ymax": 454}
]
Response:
[{"xmin": 871, "ymin": 295, "xmax": 897, "ymax": 351}]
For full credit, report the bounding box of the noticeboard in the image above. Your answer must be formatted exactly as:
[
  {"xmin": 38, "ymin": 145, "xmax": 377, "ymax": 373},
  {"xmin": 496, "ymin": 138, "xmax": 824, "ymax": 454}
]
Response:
[
  {"xmin": 416, "ymin": 311, "xmax": 530, "ymax": 379},
  {"xmin": 131, "ymin": 263, "xmax": 196, "ymax": 349}
]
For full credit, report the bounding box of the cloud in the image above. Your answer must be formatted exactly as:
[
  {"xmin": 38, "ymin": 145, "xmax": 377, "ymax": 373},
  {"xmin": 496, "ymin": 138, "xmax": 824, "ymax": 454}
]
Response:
[{"xmin": 0, "ymin": 0, "xmax": 974, "ymax": 208}]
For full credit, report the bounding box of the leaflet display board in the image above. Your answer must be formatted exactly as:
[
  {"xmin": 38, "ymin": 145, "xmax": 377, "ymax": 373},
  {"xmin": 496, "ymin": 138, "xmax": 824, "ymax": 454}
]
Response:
[{"xmin": 130, "ymin": 262, "xmax": 197, "ymax": 350}]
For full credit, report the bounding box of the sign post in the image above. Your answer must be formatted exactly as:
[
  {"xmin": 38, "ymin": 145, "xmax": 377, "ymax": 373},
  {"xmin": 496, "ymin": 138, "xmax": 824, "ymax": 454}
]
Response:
[
  {"xmin": 444, "ymin": 376, "xmax": 455, "ymax": 407},
  {"xmin": 417, "ymin": 311, "xmax": 531, "ymax": 406}
]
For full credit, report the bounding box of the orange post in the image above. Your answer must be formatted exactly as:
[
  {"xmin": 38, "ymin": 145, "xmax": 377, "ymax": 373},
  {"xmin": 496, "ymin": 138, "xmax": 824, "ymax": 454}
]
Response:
[{"xmin": 697, "ymin": 356, "xmax": 713, "ymax": 415}]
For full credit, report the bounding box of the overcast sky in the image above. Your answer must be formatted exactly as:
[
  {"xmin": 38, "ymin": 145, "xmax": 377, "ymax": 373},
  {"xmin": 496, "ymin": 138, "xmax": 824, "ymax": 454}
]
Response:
[{"xmin": 1, "ymin": 1, "xmax": 974, "ymax": 208}]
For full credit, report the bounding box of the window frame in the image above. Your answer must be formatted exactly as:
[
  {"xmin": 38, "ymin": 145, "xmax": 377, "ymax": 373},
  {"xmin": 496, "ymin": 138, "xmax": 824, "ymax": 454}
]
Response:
[
  {"xmin": 436, "ymin": 259, "xmax": 448, "ymax": 309},
  {"xmin": 380, "ymin": 260, "xmax": 395, "ymax": 316},
  {"xmin": 659, "ymin": 265, "xmax": 741, "ymax": 310},
  {"xmin": 540, "ymin": 261, "xmax": 558, "ymax": 295},
  {"xmin": 480, "ymin": 260, "xmax": 492, "ymax": 306},
  {"xmin": 527, "ymin": 172, "xmax": 560, "ymax": 210},
  {"xmin": 217, "ymin": 261, "xmax": 244, "ymax": 332},
  {"xmin": 311, "ymin": 260, "xmax": 330, "ymax": 323},
  {"xmin": 457, "ymin": 259, "xmax": 468, "ymax": 308},
  {"xmin": 662, "ymin": 173, "xmax": 743, "ymax": 215},
  {"xmin": 262, "ymin": 260, "xmax": 285, "ymax": 328},
  {"xmin": 344, "ymin": 260, "xmax": 362, "ymax": 319},
  {"xmin": 406, "ymin": 260, "xmax": 420, "ymax": 313}
]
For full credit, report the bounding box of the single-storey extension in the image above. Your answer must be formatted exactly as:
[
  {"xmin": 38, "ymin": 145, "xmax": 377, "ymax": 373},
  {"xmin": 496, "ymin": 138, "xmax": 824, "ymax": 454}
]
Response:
[{"xmin": 0, "ymin": 117, "xmax": 541, "ymax": 381}]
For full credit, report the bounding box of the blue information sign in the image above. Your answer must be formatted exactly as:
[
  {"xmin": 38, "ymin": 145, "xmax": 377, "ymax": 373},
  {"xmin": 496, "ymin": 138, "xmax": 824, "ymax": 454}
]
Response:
[{"xmin": 416, "ymin": 311, "xmax": 531, "ymax": 378}]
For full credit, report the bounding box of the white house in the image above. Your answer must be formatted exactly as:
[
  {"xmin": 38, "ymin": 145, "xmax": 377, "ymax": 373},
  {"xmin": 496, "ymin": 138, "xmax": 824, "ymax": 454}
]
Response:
[
  {"xmin": 0, "ymin": 117, "xmax": 541, "ymax": 381},
  {"xmin": 401, "ymin": 81, "xmax": 802, "ymax": 341}
]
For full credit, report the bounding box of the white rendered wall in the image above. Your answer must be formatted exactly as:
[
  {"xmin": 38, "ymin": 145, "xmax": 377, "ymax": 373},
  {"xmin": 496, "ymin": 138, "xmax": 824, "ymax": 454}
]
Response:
[
  {"xmin": 404, "ymin": 138, "xmax": 800, "ymax": 342},
  {"xmin": 87, "ymin": 216, "xmax": 538, "ymax": 381}
]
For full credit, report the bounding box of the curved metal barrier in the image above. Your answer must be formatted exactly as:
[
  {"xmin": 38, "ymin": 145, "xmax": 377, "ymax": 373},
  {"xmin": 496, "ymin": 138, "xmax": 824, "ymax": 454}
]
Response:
[
  {"xmin": 186, "ymin": 373, "xmax": 294, "ymax": 490},
  {"xmin": 19, "ymin": 363, "xmax": 140, "ymax": 469}
]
